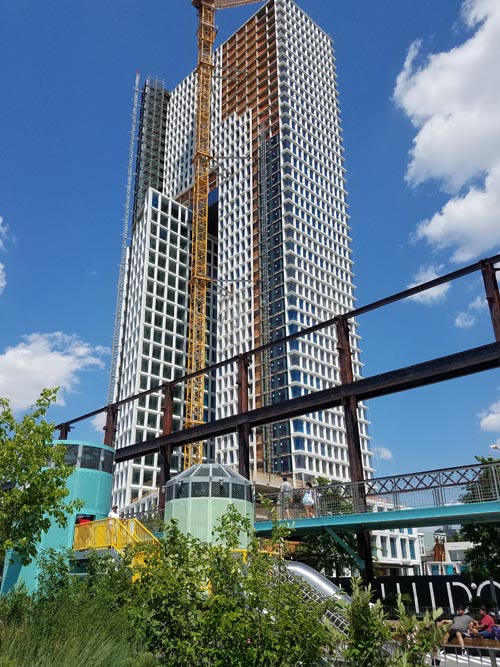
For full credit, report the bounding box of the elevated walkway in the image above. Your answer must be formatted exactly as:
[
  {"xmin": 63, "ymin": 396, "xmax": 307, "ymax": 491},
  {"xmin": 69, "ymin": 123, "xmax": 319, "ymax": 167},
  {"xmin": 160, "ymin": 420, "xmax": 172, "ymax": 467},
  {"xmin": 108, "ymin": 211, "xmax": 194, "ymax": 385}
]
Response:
[{"xmin": 254, "ymin": 462, "xmax": 500, "ymax": 537}]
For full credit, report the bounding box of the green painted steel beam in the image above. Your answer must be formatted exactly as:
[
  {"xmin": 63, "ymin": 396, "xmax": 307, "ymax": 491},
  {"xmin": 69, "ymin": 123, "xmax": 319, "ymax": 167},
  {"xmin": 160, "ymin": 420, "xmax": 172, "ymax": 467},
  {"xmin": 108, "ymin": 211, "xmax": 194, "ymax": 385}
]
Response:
[{"xmin": 324, "ymin": 527, "xmax": 364, "ymax": 570}]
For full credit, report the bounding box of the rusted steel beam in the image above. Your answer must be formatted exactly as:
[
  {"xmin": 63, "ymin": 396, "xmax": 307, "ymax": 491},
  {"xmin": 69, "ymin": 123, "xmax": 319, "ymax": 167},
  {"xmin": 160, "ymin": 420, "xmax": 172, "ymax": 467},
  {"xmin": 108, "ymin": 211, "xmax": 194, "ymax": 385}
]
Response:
[
  {"xmin": 158, "ymin": 384, "xmax": 174, "ymax": 512},
  {"xmin": 481, "ymin": 259, "xmax": 500, "ymax": 342},
  {"xmin": 336, "ymin": 315, "xmax": 373, "ymax": 584},
  {"xmin": 56, "ymin": 252, "xmax": 500, "ymax": 436},
  {"xmin": 114, "ymin": 341, "xmax": 500, "ymax": 464},
  {"xmin": 103, "ymin": 405, "xmax": 118, "ymax": 447},
  {"xmin": 336, "ymin": 317, "xmax": 364, "ymax": 491},
  {"xmin": 237, "ymin": 355, "xmax": 251, "ymax": 480}
]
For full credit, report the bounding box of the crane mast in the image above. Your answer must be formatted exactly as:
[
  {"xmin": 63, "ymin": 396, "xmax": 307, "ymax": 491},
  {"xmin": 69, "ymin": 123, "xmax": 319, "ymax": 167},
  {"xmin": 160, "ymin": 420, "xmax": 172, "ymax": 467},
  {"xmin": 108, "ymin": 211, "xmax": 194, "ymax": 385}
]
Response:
[
  {"xmin": 184, "ymin": 0, "xmax": 261, "ymax": 469},
  {"xmin": 184, "ymin": 0, "xmax": 217, "ymax": 468}
]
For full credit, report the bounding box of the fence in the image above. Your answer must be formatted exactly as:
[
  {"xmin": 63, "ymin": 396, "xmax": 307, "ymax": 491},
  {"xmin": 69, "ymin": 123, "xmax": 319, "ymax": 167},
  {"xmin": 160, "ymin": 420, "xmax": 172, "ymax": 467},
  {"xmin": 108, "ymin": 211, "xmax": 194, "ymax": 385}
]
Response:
[{"xmin": 254, "ymin": 462, "xmax": 500, "ymax": 522}]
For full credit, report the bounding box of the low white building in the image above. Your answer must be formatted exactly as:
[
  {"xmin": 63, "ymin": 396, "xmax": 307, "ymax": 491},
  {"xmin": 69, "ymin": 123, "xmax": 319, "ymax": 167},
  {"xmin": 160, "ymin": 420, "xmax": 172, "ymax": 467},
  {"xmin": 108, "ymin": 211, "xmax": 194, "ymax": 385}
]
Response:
[{"xmin": 370, "ymin": 527, "xmax": 422, "ymax": 576}]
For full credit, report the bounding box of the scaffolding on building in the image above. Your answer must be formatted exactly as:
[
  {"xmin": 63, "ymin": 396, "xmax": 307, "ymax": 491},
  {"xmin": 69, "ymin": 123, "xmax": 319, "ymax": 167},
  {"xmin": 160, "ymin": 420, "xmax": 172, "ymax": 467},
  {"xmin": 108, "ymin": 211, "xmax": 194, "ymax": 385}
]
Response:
[
  {"xmin": 107, "ymin": 72, "xmax": 141, "ymax": 407},
  {"xmin": 132, "ymin": 76, "xmax": 170, "ymax": 226}
]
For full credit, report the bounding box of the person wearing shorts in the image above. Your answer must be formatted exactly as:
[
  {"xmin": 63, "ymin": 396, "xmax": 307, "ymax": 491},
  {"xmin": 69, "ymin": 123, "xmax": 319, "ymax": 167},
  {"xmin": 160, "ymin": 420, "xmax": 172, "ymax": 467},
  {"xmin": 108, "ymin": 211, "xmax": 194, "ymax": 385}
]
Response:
[{"xmin": 442, "ymin": 606, "xmax": 474, "ymax": 651}]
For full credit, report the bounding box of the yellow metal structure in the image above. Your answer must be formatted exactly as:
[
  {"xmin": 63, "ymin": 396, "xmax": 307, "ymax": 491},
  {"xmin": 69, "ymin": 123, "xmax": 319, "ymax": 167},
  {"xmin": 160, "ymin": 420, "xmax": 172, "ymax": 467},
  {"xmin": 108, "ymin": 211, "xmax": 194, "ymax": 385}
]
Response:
[
  {"xmin": 184, "ymin": 0, "xmax": 262, "ymax": 469},
  {"xmin": 73, "ymin": 517, "xmax": 159, "ymax": 552}
]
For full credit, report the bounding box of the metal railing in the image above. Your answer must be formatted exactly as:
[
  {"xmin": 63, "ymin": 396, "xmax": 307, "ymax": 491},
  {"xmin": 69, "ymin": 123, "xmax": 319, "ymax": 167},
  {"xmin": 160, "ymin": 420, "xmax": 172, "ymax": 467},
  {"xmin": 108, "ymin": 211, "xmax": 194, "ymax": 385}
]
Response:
[
  {"xmin": 255, "ymin": 462, "xmax": 500, "ymax": 522},
  {"xmin": 325, "ymin": 648, "xmax": 500, "ymax": 666},
  {"xmin": 73, "ymin": 517, "xmax": 159, "ymax": 552},
  {"xmin": 120, "ymin": 508, "xmax": 164, "ymax": 534},
  {"xmin": 116, "ymin": 462, "xmax": 500, "ymax": 530}
]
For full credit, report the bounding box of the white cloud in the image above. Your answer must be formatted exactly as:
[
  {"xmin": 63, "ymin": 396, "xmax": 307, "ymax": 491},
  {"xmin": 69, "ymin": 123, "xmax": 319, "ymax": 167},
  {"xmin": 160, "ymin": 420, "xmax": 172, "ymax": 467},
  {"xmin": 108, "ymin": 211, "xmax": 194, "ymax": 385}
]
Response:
[
  {"xmin": 455, "ymin": 311, "xmax": 475, "ymax": 328},
  {"xmin": 407, "ymin": 264, "xmax": 451, "ymax": 304},
  {"xmin": 469, "ymin": 294, "xmax": 488, "ymax": 311},
  {"xmin": 374, "ymin": 446, "xmax": 393, "ymax": 461},
  {"xmin": 0, "ymin": 332, "xmax": 108, "ymax": 412},
  {"xmin": 479, "ymin": 396, "xmax": 500, "ymax": 432},
  {"xmin": 454, "ymin": 293, "xmax": 488, "ymax": 328},
  {"xmin": 414, "ymin": 166, "xmax": 500, "ymax": 263},
  {"xmin": 394, "ymin": 0, "xmax": 500, "ymax": 263},
  {"xmin": 0, "ymin": 216, "xmax": 8, "ymax": 251},
  {"xmin": 0, "ymin": 217, "xmax": 7, "ymax": 293},
  {"xmin": 91, "ymin": 412, "xmax": 107, "ymax": 433}
]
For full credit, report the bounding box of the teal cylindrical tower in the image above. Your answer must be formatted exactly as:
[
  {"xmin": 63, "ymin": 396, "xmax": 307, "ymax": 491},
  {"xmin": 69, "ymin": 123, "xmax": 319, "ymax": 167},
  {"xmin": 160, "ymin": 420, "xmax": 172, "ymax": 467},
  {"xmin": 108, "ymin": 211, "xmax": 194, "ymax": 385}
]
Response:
[
  {"xmin": 1, "ymin": 440, "xmax": 114, "ymax": 595},
  {"xmin": 164, "ymin": 463, "xmax": 253, "ymax": 548}
]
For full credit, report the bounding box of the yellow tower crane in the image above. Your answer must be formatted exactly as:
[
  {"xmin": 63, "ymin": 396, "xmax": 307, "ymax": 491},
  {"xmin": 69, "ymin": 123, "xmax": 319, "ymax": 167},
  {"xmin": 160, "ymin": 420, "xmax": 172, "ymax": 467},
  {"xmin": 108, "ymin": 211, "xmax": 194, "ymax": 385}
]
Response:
[{"xmin": 184, "ymin": 0, "xmax": 262, "ymax": 469}]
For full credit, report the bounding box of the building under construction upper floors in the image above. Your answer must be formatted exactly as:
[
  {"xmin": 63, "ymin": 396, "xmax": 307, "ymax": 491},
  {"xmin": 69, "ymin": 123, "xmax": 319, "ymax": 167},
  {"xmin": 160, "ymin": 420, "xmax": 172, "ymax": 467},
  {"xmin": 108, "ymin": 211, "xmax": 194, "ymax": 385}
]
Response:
[{"xmin": 111, "ymin": 0, "xmax": 373, "ymax": 510}]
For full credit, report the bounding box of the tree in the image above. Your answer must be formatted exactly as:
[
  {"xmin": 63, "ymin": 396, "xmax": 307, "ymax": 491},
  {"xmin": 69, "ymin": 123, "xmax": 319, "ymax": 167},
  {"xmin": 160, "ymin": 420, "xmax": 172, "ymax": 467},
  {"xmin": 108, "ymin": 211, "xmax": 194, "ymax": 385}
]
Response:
[
  {"xmin": 0, "ymin": 389, "xmax": 82, "ymax": 564},
  {"xmin": 459, "ymin": 455, "xmax": 500, "ymax": 580},
  {"xmin": 126, "ymin": 506, "xmax": 333, "ymax": 667}
]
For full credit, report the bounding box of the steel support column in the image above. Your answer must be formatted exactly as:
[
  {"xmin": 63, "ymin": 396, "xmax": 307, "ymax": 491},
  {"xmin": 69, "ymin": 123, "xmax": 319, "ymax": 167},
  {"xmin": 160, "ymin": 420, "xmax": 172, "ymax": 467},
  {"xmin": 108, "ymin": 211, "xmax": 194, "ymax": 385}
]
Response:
[
  {"xmin": 335, "ymin": 315, "xmax": 374, "ymax": 586},
  {"xmin": 103, "ymin": 405, "xmax": 117, "ymax": 447},
  {"xmin": 58, "ymin": 423, "xmax": 71, "ymax": 440},
  {"xmin": 158, "ymin": 384, "xmax": 174, "ymax": 512},
  {"xmin": 481, "ymin": 259, "xmax": 500, "ymax": 341},
  {"xmin": 237, "ymin": 355, "xmax": 250, "ymax": 479}
]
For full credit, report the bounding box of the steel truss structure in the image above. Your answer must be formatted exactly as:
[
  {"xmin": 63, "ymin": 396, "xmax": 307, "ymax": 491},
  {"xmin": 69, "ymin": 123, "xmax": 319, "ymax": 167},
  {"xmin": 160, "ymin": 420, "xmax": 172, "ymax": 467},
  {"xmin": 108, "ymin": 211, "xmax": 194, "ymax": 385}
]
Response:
[{"xmin": 56, "ymin": 252, "xmax": 500, "ymax": 584}]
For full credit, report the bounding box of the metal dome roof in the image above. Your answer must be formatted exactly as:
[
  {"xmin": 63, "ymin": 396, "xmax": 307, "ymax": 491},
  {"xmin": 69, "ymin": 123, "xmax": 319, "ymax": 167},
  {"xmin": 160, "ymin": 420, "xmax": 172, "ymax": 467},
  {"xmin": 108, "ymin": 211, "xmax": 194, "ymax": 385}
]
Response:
[
  {"xmin": 172, "ymin": 463, "xmax": 247, "ymax": 482},
  {"xmin": 165, "ymin": 463, "xmax": 252, "ymax": 502}
]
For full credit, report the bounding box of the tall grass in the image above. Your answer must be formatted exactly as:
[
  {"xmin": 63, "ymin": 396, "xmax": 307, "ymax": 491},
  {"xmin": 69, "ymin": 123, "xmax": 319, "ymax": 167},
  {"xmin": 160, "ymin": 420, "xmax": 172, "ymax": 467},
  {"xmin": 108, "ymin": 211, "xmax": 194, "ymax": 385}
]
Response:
[{"xmin": 0, "ymin": 591, "xmax": 155, "ymax": 667}]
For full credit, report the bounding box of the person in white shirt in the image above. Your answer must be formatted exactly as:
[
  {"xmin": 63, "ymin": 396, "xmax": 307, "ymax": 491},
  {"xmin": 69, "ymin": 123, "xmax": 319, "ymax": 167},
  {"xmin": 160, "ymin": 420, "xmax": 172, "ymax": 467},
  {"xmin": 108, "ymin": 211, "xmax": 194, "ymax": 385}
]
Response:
[{"xmin": 108, "ymin": 504, "xmax": 119, "ymax": 519}]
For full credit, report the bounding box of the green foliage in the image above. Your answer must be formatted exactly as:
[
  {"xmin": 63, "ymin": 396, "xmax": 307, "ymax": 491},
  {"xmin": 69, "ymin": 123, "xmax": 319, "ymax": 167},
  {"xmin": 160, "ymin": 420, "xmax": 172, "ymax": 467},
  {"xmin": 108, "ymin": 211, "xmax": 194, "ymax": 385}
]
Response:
[
  {"xmin": 0, "ymin": 601, "xmax": 148, "ymax": 667},
  {"xmin": 83, "ymin": 549, "xmax": 135, "ymax": 610},
  {"xmin": 0, "ymin": 389, "xmax": 83, "ymax": 564},
  {"xmin": 0, "ymin": 549, "xmax": 151, "ymax": 667},
  {"xmin": 461, "ymin": 522, "xmax": 500, "ymax": 580},
  {"xmin": 460, "ymin": 455, "xmax": 500, "ymax": 580},
  {"xmin": 383, "ymin": 592, "xmax": 413, "ymax": 609},
  {"xmin": 394, "ymin": 599, "xmax": 445, "ymax": 667},
  {"xmin": 332, "ymin": 577, "xmax": 399, "ymax": 667},
  {"xmin": 127, "ymin": 507, "xmax": 332, "ymax": 666},
  {"xmin": 35, "ymin": 548, "xmax": 75, "ymax": 602},
  {"xmin": 331, "ymin": 580, "xmax": 447, "ymax": 667},
  {"xmin": 0, "ymin": 584, "xmax": 32, "ymax": 627},
  {"xmin": 0, "ymin": 507, "xmax": 459, "ymax": 667}
]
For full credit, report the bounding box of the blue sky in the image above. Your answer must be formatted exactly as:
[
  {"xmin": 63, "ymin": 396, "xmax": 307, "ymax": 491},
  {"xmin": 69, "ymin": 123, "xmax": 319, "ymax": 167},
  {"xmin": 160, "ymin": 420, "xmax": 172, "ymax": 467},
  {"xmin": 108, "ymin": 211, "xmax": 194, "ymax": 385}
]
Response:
[{"xmin": 1, "ymin": 0, "xmax": 499, "ymax": 477}]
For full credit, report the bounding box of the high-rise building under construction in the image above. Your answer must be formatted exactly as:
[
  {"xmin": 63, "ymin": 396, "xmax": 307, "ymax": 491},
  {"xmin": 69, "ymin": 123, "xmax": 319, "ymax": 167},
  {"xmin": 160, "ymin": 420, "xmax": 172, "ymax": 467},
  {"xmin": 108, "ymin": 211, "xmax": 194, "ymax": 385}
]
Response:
[{"xmin": 111, "ymin": 0, "xmax": 373, "ymax": 509}]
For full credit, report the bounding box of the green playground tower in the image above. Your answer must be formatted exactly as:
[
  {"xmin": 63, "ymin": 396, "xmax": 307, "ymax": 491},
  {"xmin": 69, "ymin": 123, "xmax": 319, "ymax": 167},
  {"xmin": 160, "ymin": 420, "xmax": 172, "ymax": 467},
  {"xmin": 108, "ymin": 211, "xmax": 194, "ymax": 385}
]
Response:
[{"xmin": 164, "ymin": 463, "xmax": 254, "ymax": 547}]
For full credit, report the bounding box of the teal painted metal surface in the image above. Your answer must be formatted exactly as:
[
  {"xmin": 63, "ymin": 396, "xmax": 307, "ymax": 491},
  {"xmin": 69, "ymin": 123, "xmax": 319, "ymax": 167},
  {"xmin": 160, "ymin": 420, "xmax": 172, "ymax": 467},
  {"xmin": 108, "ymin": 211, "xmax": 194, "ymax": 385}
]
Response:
[
  {"xmin": 254, "ymin": 500, "xmax": 500, "ymax": 537},
  {"xmin": 1, "ymin": 441, "xmax": 114, "ymax": 595}
]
